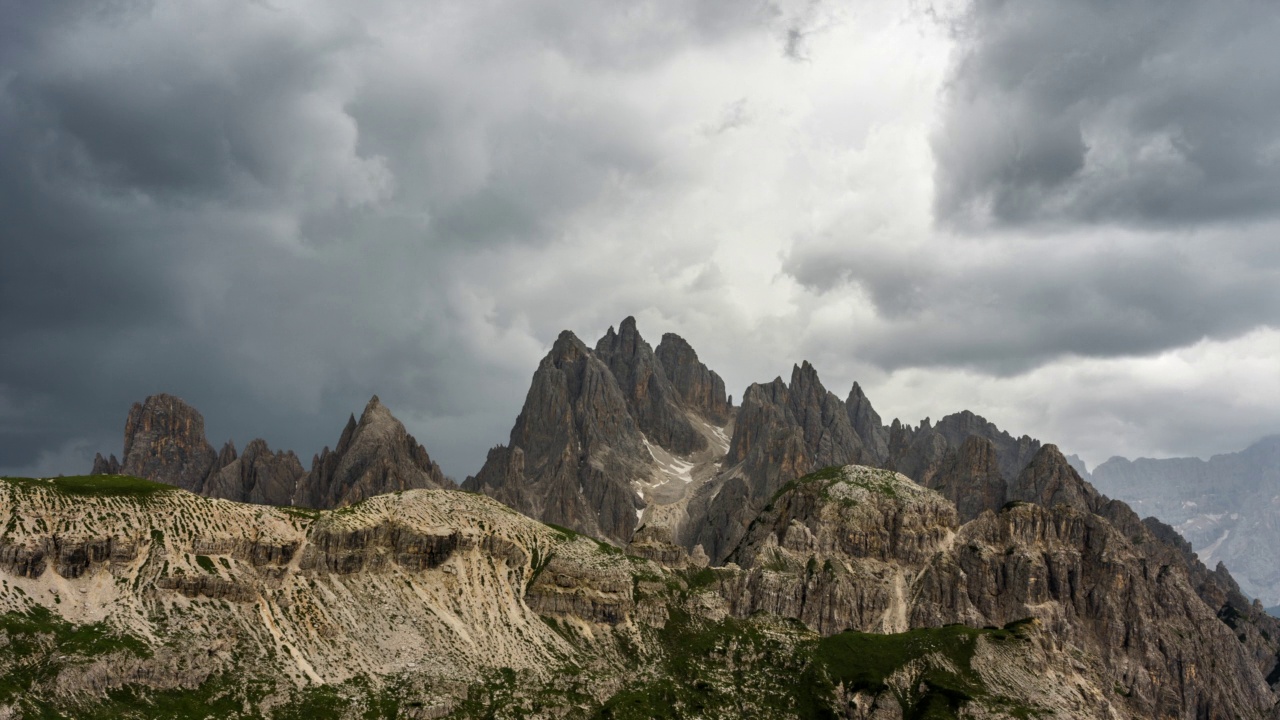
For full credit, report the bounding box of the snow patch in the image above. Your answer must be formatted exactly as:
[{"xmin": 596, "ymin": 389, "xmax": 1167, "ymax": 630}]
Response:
[
  {"xmin": 642, "ymin": 437, "xmax": 695, "ymax": 484},
  {"xmin": 1202, "ymin": 529, "xmax": 1231, "ymax": 560}
]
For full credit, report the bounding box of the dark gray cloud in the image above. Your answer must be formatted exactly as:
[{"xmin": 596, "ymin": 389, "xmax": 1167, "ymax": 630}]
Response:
[
  {"xmin": 2, "ymin": 0, "xmax": 1277, "ymax": 484},
  {"xmin": 934, "ymin": 0, "xmax": 1280, "ymax": 229},
  {"xmin": 0, "ymin": 0, "xmax": 788, "ymax": 477},
  {"xmin": 783, "ymin": 232, "xmax": 1280, "ymax": 374}
]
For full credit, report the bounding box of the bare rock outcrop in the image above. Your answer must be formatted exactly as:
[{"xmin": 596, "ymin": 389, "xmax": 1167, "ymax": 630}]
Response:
[
  {"xmin": 118, "ymin": 394, "xmax": 220, "ymax": 492},
  {"xmin": 294, "ymin": 395, "xmax": 451, "ymax": 509},
  {"xmin": 726, "ymin": 467, "xmax": 957, "ymax": 636},
  {"xmin": 687, "ymin": 362, "xmax": 877, "ymax": 562},
  {"xmin": 716, "ymin": 461, "xmax": 1280, "ymax": 719},
  {"xmin": 593, "ymin": 316, "xmax": 705, "ymax": 455},
  {"xmin": 204, "ymin": 438, "xmax": 305, "ymax": 506},
  {"xmin": 654, "ymin": 331, "xmax": 731, "ymax": 424},
  {"xmin": 845, "ymin": 382, "xmax": 889, "ymax": 465},
  {"xmin": 921, "ymin": 436, "xmax": 1007, "ymax": 522},
  {"xmin": 463, "ymin": 331, "xmax": 648, "ymax": 545},
  {"xmin": 89, "ymin": 452, "xmax": 120, "ymax": 475}
]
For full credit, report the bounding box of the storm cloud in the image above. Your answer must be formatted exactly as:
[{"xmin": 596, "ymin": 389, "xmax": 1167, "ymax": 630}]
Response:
[
  {"xmin": 1, "ymin": 0, "xmax": 1278, "ymax": 479},
  {"xmin": 933, "ymin": 0, "xmax": 1280, "ymax": 229}
]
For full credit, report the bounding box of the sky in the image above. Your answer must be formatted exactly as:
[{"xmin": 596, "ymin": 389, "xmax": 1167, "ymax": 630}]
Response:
[{"xmin": 3, "ymin": 0, "xmax": 1280, "ymax": 480}]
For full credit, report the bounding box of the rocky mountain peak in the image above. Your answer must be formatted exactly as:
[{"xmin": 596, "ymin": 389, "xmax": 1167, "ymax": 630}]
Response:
[
  {"xmin": 654, "ymin": 331, "xmax": 731, "ymax": 424},
  {"xmin": 216, "ymin": 440, "xmax": 238, "ymax": 469},
  {"xmin": 119, "ymin": 393, "xmax": 220, "ymax": 493},
  {"xmin": 594, "ymin": 316, "xmax": 704, "ymax": 455},
  {"xmin": 845, "ymin": 381, "xmax": 889, "ymax": 464},
  {"xmin": 548, "ymin": 329, "xmax": 589, "ymax": 365},
  {"xmin": 294, "ymin": 395, "xmax": 451, "ymax": 509},
  {"xmin": 90, "ymin": 452, "xmax": 120, "ymax": 475},
  {"xmin": 205, "ymin": 437, "xmax": 304, "ymax": 506},
  {"xmin": 465, "ymin": 331, "xmax": 649, "ymax": 545},
  {"xmin": 1007, "ymin": 443, "xmax": 1100, "ymax": 512},
  {"xmin": 787, "ymin": 361, "xmax": 864, "ymax": 469}
]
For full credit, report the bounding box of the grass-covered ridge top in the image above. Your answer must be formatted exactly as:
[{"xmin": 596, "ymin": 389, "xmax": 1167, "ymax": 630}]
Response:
[
  {"xmin": 771, "ymin": 464, "xmax": 936, "ymax": 506},
  {"xmin": 1, "ymin": 474, "xmax": 176, "ymax": 498}
]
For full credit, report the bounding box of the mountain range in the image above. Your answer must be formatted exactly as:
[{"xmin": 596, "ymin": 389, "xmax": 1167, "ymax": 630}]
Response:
[
  {"xmin": 0, "ymin": 315, "xmax": 1269, "ymax": 717},
  {"xmin": 1076, "ymin": 436, "xmax": 1280, "ymax": 606}
]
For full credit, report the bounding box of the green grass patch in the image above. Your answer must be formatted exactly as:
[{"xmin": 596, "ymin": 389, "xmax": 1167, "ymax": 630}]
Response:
[
  {"xmin": 2, "ymin": 475, "xmax": 175, "ymax": 498},
  {"xmin": 195, "ymin": 555, "xmax": 217, "ymax": 574}
]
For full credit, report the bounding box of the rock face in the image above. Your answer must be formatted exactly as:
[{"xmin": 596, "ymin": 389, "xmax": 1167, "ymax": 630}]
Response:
[
  {"xmin": 204, "ymin": 439, "xmax": 305, "ymax": 506},
  {"xmin": 89, "ymin": 452, "xmax": 120, "ymax": 475},
  {"xmin": 1089, "ymin": 435, "xmax": 1280, "ymax": 606},
  {"xmin": 0, "ymin": 478, "xmax": 658, "ymax": 716},
  {"xmin": 7, "ymin": 457, "xmax": 1280, "ymax": 717},
  {"xmin": 118, "ymin": 394, "xmax": 220, "ymax": 492},
  {"xmin": 886, "ymin": 410, "xmax": 1041, "ymax": 488},
  {"xmin": 464, "ymin": 331, "xmax": 650, "ymax": 545},
  {"xmin": 466, "ymin": 320, "xmax": 735, "ymax": 547},
  {"xmin": 722, "ymin": 461, "xmax": 1280, "ymax": 719},
  {"xmin": 684, "ymin": 362, "xmax": 883, "ymax": 562},
  {"xmin": 654, "ymin": 332, "xmax": 731, "ymax": 424},
  {"xmin": 727, "ymin": 467, "xmax": 958, "ymax": 636},
  {"xmin": 921, "ymin": 435, "xmax": 1006, "ymax": 522},
  {"xmin": 845, "ymin": 382, "xmax": 889, "ymax": 465},
  {"xmin": 93, "ymin": 393, "xmax": 446, "ymax": 511},
  {"xmin": 293, "ymin": 395, "xmax": 451, "ymax": 509},
  {"xmin": 594, "ymin": 316, "xmax": 705, "ymax": 455}
]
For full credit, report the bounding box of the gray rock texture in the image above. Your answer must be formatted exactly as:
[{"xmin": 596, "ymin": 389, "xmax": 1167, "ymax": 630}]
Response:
[
  {"xmin": 919, "ymin": 435, "xmax": 1006, "ymax": 522},
  {"xmin": 94, "ymin": 393, "xmax": 445, "ymax": 510},
  {"xmin": 463, "ymin": 331, "xmax": 649, "ymax": 545},
  {"xmin": 118, "ymin": 394, "xmax": 220, "ymax": 493},
  {"xmin": 723, "ymin": 463, "xmax": 1280, "ymax": 719},
  {"xmin": 90, "ymin": 453, "xmax": 120, "ymax": 475},
  {"xmin": 593, "ymin": 316, "xmax": 705, "ymax": 455},
  {"xmin": 685, "ymin": 363, "xmax": 885, "ymax": 562},
  {"xmin": 294, "ymin": 395, "xmax": 451, "ymax": 509},
  {"xmin": 845, "ymin": 382, "xmax": 889, "ymax": 465},
  {"xmin": 204, "ymin": 438, "xmax": 305, "ymax": 507},
  {"xmin": 1089, "ymin": 435, "xmax": 1280, "ymax": 606},
  {"xmin": 654, "ymin": 331, "xmax": 731, "ymax": 424}
]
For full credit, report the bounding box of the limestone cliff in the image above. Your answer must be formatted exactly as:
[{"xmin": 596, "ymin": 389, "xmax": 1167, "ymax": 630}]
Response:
[{"xmin": 721, "ymin": 463, "xmax": 1280, "ymax": 719}]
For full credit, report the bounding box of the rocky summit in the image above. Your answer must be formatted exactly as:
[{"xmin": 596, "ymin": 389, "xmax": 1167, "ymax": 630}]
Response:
[
  {"xmin": 90, "ymin": 393, "xmax": 449, "ymax": 510},
  {"xmin": 464, "ymin": 319, "xmax": 733, "ymax": 547}
]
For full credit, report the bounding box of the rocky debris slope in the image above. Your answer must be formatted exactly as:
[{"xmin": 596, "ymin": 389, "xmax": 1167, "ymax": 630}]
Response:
[
  {"xmin": 293, "ymin": 395, "xmax": 451, "ymax": 509},
  {"xmin": 1088, "ymin": 435, "xmax": 1280, "ymax": 606},
  {"xmin": 4, "ymin": 468, "xmax": 1279, "ymax": 718},
  {"xmin": 0, "ymin": 475, "xmax": 653, "ymax": 717}
]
